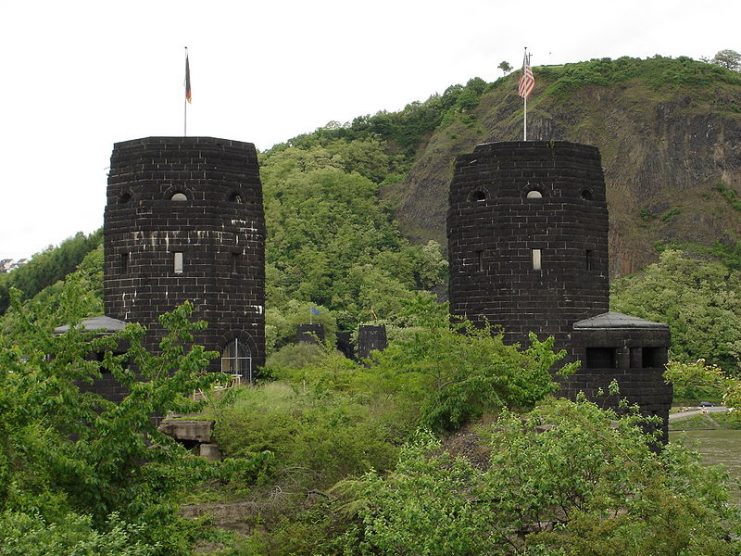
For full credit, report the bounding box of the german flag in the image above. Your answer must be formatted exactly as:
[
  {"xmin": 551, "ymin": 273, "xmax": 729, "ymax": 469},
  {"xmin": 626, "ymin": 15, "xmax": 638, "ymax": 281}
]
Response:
[{"xmin": 185, "ymin": 52, "xmax": 192, "ymax": 104}]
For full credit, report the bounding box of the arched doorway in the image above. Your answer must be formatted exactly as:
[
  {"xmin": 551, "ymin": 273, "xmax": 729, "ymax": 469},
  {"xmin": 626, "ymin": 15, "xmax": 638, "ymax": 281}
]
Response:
[{"xmin": 221, "ymin": 338, "xmax": 253, "ymax": 383}]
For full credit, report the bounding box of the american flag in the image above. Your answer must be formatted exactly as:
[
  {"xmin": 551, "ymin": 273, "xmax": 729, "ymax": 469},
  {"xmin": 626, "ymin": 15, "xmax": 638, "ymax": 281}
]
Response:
[{"xmin": 518, "ymin": 51, "xmax": 534, "ymax": 99}]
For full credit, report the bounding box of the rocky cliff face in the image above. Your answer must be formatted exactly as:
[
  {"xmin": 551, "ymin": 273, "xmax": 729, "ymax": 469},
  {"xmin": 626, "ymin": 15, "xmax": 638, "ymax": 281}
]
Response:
[{"xmin": 396, "ymin": 60, "xmax": 741, "ymax": 277}]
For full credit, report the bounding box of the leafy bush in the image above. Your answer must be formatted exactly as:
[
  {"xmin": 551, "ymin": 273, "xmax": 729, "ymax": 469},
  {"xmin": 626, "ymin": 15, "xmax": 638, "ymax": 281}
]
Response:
[
  {"xmin": 0, "ymin": 295, "xmax": 248, "ymax": 553},
  {"xmin": 212, "ymin": 372, "xmax": 400, "ymax": 490},
  {"xmin": 0, "ymin": 511, "xmax": 155, "ymax": 556},
  {"xmin": 369, "ymin": 322, "xmax": 576, "ymax": 432}
]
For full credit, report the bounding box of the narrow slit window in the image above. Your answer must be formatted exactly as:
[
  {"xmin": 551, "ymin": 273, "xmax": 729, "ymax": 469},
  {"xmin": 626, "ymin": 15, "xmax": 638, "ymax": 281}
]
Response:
[
  {"xmin": 232, "ymin": 252, "xmax": 239, "ymax": 273},
  {"xmin": 586, "ymin": 250, "xmax": 594, "ymax": 270},
  {"xmin": 532, "ymin": 249, "xmax": 542, "ymax": 271},
  {"xmin": 476, "ymin": 250, "xmax": 483, "ymax": 272},
  {"xmin": 174, "ymin": 252, "xmax": 184, "ymax": 274},
  {"xmin": 121, "ymin": 252, "xmax": 129, "ymax": 274}
]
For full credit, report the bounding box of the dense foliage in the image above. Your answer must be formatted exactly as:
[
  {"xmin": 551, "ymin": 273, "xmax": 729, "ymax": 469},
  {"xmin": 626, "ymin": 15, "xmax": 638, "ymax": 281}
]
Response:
[
  {"xmin": 211, "ymin": 321, "xmax": 571, "ymax": 492},
  {"xmin": 279, "ymin": 76, "xmax": 489, "ymax": 160},
  {"xmin": 268, "ymin": 398, "xmax": 740, "ymax": 555},
  {"xmin": 0, "ymin": 230, "xmax": 102, "ymax": 315},
  {"xmin": 611, "ymin": 249, "xmax": 741, "ymax": 376},
  {"xmin": 260, "ymin": 133, "xmax": 449, "ymax": 350}
]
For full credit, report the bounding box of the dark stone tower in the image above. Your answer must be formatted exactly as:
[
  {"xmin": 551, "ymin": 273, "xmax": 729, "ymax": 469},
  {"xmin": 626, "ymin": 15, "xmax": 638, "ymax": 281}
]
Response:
[
  {"xmin": 448, "ymin": 141, "xmax": 672, "ymax": 436},
  {"xmin": 448, "ymin": 141, "xmax": 609, "ymax": 345},
  {"xmin": 103, "ymin": 137, "xmax": 265, "ymax": 379}
]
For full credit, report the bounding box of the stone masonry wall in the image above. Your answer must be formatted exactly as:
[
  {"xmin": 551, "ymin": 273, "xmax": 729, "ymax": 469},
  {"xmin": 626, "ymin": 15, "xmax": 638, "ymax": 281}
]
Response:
[
  {"xmin": 447, "ymin": 141, "xmax": 610, "ymax": 350},
  {"xmin": 103, "ymin": 137, "xmax": 265, "ymax": 372}
]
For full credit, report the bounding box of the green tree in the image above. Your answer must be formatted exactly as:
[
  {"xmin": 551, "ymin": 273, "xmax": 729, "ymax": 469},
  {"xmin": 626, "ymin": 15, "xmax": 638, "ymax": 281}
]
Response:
[
  {"xmin": 0, "ymin": 292, "xmax": 232, "ymax": 553},
  {"xmin": 260, "ymin": 142, "xmax": 448, "ymax": 331},
  {"xmin": 665, "ymin": 358, "xmax": 741, "ymax": 412},
  {"xmin": 712, "ymin": 49, "xmax": 741, "ymax": 71},
  {"xmin": 498, "ymin": 60, "xmax": 513, "ymax": 75}
]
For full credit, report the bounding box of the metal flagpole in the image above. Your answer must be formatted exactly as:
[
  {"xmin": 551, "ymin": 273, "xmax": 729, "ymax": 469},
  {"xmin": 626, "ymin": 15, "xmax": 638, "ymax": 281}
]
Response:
[{"xmin": 524, "ymin": 90, "xmax": 527, "ymax": 141}]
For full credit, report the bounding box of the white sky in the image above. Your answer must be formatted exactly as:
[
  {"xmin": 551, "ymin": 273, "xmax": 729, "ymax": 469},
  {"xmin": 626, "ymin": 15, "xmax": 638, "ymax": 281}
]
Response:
[{"xmin": 0, "ymin": 0, "xmax": 738, "ymax": 260}]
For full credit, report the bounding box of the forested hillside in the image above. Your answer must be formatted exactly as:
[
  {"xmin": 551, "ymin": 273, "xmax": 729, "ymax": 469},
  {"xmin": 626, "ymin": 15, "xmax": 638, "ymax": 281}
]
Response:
[{"xmin": 0, "ymin": 230, "xmax": 102, "ymax": 314}]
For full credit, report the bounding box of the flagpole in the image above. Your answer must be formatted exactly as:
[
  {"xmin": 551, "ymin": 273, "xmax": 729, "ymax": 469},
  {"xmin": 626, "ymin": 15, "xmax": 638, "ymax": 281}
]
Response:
[{"xmin": 523, "ymin": 94, "xmax": 527, "ymax": 141}]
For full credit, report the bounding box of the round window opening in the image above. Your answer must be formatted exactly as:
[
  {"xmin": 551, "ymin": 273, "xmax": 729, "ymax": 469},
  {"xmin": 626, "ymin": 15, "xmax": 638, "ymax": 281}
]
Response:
[
  {"xmin": 119, "ymin": 192, "xmax": 132, "ymax": 204},
  {"xmin": 171, "ymin": 192, "xmax": 188, "ymax": 201},
  {"xmin": 526, "ymin": 190, "xmax": 543, "ymax": 199},
  {"xmin": 581, "ymin": 189, "xmax": 593, "ymax": 201}
]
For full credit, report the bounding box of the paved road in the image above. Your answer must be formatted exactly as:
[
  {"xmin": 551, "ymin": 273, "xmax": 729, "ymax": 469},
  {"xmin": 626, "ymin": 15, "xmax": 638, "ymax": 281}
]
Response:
[{"xmin": 669, "ymin": 406, "xmax": 729, "ymax": 421}]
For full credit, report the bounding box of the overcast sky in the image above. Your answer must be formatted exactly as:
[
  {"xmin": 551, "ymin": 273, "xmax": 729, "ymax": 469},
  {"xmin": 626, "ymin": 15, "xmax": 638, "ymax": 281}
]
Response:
[{"xmin": 0, "ymin": 0, "xmax": 738, "ymax": 260}]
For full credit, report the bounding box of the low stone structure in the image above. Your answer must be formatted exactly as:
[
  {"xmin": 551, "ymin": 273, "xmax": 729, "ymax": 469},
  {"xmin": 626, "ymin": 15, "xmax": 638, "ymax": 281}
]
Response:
[
  {"xmin": 296, "ymin": 323, "xmax": 325, "ymax": 344},
  {"xmin": 357, "ymin": 325, "xmax": 388, "ymax": 360},
  {"xmin": 54, "ymin": 315, "xmax": 129, "ymax": 403}
]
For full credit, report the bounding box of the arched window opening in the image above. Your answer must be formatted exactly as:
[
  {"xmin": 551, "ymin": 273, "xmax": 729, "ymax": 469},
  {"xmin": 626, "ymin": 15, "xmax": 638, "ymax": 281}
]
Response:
[
  {"xmin": 526, "ymin": 190, "xmax": 543, "ymax": 199},
  {"xmin": 171, "ymin": 192, "xmax": 188, "ymax": 201},
  {"xmin": 472, "ymin": 190, "xmax": 486, "ymax": 203},
  {"xmin": 221, "ymin": 338, "xmax": 253, "ymax": 382},
  {"xmin": 229, "ymin": 191, "xmax": 243, "ymax": 203},
  {"xmin": 581, "ymin": 189, "xmax": 593, "ymax": 201},
  {"xmin": 119, "ymin": 192, "xmax": 131, "ymax": 204}
]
